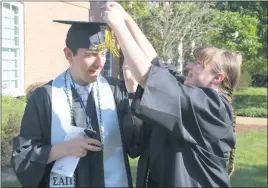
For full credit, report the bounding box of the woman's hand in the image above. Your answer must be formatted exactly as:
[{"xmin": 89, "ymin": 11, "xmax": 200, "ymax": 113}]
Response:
[
  {"xmin": 123, "ymin": 62, "xmax": 138, "ymax": 93},
  {"xmin": 102, "ymin": 2, "xmax": 127, "ymax": 31}
]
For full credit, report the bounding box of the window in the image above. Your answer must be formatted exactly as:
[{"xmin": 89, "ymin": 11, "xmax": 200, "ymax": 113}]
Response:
[
  {"xmin": 1, "ymin": 1, "xmax": 24, "ymax": 96},
  {"xmin": 101, "ymin": 51, "xmax": 112, "ymax": 77}
]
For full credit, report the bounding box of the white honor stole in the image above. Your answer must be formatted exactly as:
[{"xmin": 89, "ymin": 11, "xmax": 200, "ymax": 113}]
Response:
[{"xmin": 50, "ymin": 71, "xmax": 128, "ymax": 187}]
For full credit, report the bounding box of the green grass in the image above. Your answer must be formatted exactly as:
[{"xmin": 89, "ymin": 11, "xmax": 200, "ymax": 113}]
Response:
[
  {"xmin": 2, "ymin": 131, "xmax": 267, "ymax": 187},
  {"xmin": 230, "ymin": 130, "xmax": 267, "ymax": 187},
  {"xmin": 1, "ymin": 180, "xmax": 21, "ymax": 187},
  {"xmin": 234, "ymin": 87, "xmax": 267, "ymax": 96}
]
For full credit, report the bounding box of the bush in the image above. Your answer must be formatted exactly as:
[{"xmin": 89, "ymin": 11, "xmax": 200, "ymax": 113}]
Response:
[
  {"xmin": 251, "ymin": 73, "xmax": 268, "ymax": 88},
  {"xmin": 2, "ymin": 95, "xmax": 26, "ymax": 167},
  {"xmin": 235, "ymin": 107, "xmax": 267, "ymax": 118},
  {"xmin": 25, "ymin": 82, "xmax": 46, "ymax": 99},
  {"xmin": 233, "ymin": 87, "xmax": 267, "ymax": 118},
  {"xmin": 236, "ymin": 70, "xmax": 252, "ymax": 91}
]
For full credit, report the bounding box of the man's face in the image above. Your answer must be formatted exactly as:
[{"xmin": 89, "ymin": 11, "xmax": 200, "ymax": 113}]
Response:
[
  {"xmin": 184, "ymin": 61, "xmax": 216, "ymax": 87},
  {"xmin": 67, "ymin": 48, "xmax": 107, "ymax": 84}
]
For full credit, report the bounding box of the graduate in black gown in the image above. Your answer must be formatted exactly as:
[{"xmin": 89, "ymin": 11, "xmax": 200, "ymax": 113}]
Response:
[
  {"xmin": 11, "ymin": 20, "xmax": 141, "ymax": 188},
  {"xmin": 103, "ymin": 2, "xmax": 240, "ymax": 187}
]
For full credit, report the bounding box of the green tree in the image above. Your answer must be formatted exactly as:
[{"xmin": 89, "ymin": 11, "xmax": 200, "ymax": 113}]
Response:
[
  {"xmin": 120, "ymin": 1, "xmax": 217, "ymax": 71},
  {"xmin": 214, "ymin": 1, "xmax": 267, "ymax": 74},
  {"xmin": 203, "ymin": 10, "xmax": 262, "ymax": 72}
]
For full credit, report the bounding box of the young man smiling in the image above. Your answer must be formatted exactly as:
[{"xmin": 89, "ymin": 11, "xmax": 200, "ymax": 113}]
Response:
[{"xmin": 11, "ymin": 20, "xmax": 139, "ymax": 188}]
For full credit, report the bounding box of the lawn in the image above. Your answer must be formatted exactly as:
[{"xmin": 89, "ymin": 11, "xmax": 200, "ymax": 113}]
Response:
[
  {"xmin": 230, "ymin": 130, "xmax": 267, "ymax": 187},
  {"xmin": 2, "ymin": 131, "xmax": 267, "ymax": 187}
]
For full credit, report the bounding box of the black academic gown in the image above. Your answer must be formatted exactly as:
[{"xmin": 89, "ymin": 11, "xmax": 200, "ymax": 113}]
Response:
[
  {"xmin": 127, "ymin": 57, "xmax": 236, "ymax": 187},
  {"xmin": 11, "ymin": 77, "xmax": 137, "ymax": 188}
]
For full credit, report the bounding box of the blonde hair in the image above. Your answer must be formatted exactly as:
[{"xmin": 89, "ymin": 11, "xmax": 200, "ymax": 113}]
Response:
[
  {"xmin": 193, "ymin": 46, "xmax": 242, "ymax": 178},
  {"xmin": 194, "ymin": 46, "xmax": 242, "ymax": 95}
]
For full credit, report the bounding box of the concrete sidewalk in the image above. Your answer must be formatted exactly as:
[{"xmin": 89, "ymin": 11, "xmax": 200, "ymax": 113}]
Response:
[{"xmin": 236, "ymin": 116, "xmax": 267, "ymax": 126}]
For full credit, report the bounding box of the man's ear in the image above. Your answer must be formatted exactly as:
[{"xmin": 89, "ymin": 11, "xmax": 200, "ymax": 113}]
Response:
[
  {"xmin": 213, "ymin": 73, "xmax": 225, "ymax": 84},
  {"xmin": 63, "ymin": 47, "xmax": 73, "ymax": 61}
]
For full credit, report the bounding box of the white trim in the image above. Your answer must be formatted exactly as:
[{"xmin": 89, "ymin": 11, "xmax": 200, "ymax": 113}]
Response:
[{"xmin": 1, "ymin": 1, "xmax": 24, "ymax": 97}]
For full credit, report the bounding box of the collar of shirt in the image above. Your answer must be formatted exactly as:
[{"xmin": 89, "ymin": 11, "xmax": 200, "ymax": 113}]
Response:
[{"xmin": 72, "ymin": 81, "xmax": 93, "ymax": 107}]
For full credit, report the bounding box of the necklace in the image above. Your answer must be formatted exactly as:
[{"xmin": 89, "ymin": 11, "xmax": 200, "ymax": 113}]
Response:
[{"xmin": 63, "ymin": 69, "xmax": 104, "ymax": 144}]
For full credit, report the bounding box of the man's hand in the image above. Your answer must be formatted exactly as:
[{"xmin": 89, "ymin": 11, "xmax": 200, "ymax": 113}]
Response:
[{"xmin": 64, "ymin": 137, "xmax": 102, "ymax": 158}]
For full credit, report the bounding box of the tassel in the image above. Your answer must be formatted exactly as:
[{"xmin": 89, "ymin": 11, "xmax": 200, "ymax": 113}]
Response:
[
  {"xmin": 92, "ymin": 27, "xmax": 120, "ymax": 57},
  {"xmin": 104, "ymin": 27, "xmax": 120, "ymax": 57}
]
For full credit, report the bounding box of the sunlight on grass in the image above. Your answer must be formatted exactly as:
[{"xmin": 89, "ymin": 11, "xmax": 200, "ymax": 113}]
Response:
[
  {"xmin": 230, "ymin": 130, "xmax": 267, "ymax": 187},
  {"xmin": 2, "ymin": 131, "xmax": 266, "ymax": 187}
]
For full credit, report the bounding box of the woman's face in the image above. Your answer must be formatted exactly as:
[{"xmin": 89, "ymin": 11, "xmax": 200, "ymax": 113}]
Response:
[{"xmin": 184, "ymin": 61, "xmax": 217, "ymax": 88}]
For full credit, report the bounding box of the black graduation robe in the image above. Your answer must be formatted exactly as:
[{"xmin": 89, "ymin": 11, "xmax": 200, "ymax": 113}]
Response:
[
  {"xmin": 127, "ymin": 57, "xmax": 236, "ymax": 187},
  {"xmin": 11, "ymin": 77, "xmax": 138, "ymax": 188}
]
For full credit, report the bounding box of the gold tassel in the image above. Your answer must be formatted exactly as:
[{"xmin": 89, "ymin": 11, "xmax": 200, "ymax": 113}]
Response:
[
  {"xmin": 92, "ymin": 27, "xmax": 120, "ymax": 57},
  {"xmin": 104, "ymin": 27, "xmax": 120, "ymax": 57}
]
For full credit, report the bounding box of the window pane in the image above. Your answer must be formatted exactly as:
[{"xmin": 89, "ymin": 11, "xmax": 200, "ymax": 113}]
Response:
[
  {"xmin": 3, "ymin": 17, "xmax": 11, "ymax": 28},
  {"xmin": 2, "ymin": 48, "xmax": 10, "ymax": 58},
  {"xmin": 15, "ymin": 36, "xmax": 19, "ymax": 45},
  {"xmin": 11, "ymin": 28, "xmax": 15, "ymax": 37},
  {"xmin": 2, "ymin": 71, "xmax": 10, "ymax": 80},
  {"xmin": 102, "ymin": 52, "xmax": 112, "ymax": 77},
  {"xmin": 10, "ymin": 80, "xmax": 18, "ymax": 88},
  {"xmin": 14, "ymin": 15, "xmax": 19, "ymax": 25},
  {"xmin": 2, "ymin": 28, "xmax": 11, "ymax": 38},
  {"xmin": 2, "ymin": 81, "xmax": 10, "ymax": 89},
  {"xmin": 10, "ymin": 49, "xmax": 18, "ymax": 58},
  {"xmin": 3, "ymin": 3, "xmax": 10, "ymax": 9},
  {"xmin": 3, "ymin": 39, "xmax": 11, "ymax": 46},
  {"xmin": 10, "ymin": 80, "xmax": 18, "ymax": 89},
  {"xmin": 15, "ymin": 26, "xmax": 19, "ymax": 35},
  {"xmin": 10, "ymin": 70, "xmax": 18, "ymax": 79},
  {"xmin": 10, "ymin": 60, "xmax": 18, "ymax": 69},
  {"xmin": 2, "ymin": 60, "xmax": 10, "ymax": 70},
  {"xmin": 12, "ymin": 5, "xmax": 19, "ymax": 14}
]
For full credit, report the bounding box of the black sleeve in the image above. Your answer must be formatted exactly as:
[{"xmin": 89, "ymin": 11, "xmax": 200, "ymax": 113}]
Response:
[
  {"xmin": 11, "ymin": 85, "xmax": 52, "ymax": 187},
  {"xmin": 131, "ymin": 57, "xmax": 234, "ymax": 146},
  {"xmin": 107, "ymin": 77, "xmax": 151, "ymax": 158}
]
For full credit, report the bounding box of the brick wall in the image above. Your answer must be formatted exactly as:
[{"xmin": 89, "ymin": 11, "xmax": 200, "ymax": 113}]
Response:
[{"xmin": 23, "ymin": 2, "xmax": 90, "ymax": 90}]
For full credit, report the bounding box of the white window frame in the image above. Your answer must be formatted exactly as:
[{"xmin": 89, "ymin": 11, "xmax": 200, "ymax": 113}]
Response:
[{"xmin": 1, "ymin": 1, "xmax": 24, "ymax": 96}]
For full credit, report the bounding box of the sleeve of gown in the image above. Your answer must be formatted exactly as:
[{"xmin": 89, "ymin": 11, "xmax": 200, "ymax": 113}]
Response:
[
  {"xmin": 131, "ymin": 57, "xmax": 233, "ymax": 145},
  {"xmin": 11, "ymin": 86, "xmax": 52, "ymax": 187},
  {"xmin": 115, "ymin": 80, "xmax": 152, "ymax": 158}
]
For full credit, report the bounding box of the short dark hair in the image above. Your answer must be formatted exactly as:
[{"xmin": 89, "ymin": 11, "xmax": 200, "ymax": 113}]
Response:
[{"xmin": 65, "ymin": 39, "xmax": 78, "ymax": 56}]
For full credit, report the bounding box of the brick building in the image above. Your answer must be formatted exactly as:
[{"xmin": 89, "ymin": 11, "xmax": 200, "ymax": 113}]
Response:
[{"xmin": 1, "ymin": 1, "xmax": 121, "ymax": 97}]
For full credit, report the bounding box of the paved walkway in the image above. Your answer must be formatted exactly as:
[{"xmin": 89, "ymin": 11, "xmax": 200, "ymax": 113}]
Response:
[{"xmin": 236, "ymin": 116, "xmax": 267, "ymax": 126}]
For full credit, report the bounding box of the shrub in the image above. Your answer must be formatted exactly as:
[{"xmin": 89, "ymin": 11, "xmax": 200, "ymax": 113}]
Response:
[
  {"xmin": 251, "ymin": 73, "xmax": 268, "ymax": 88},
  {"xmin": 235, "ymin": 107, "xmax": 267, "ymax": 118},
  {"xmin": 25, "ymin": 81, "xmax": 46, "ymax": 99},
  {"xmin": 233, "ymin": 87, "xmax": 267, "ymax": 118},
  {"xmin": 1, "ymin": 95, "xmax": 26, "ymax": 167},
  {"xmin": 236, "ymin": 70, "xmax": 252, "ymax": 91}
]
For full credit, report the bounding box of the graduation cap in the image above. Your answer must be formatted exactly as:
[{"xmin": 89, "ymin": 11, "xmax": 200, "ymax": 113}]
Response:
[{"xmin": 53, "ymin": 20, "xmax": 120, "ymax": 57}]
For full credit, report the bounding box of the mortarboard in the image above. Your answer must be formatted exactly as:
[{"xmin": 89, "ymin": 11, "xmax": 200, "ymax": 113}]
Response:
[{"xmin": 53, "ymin": 20, "xmax": 120, "ymax": 57}]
